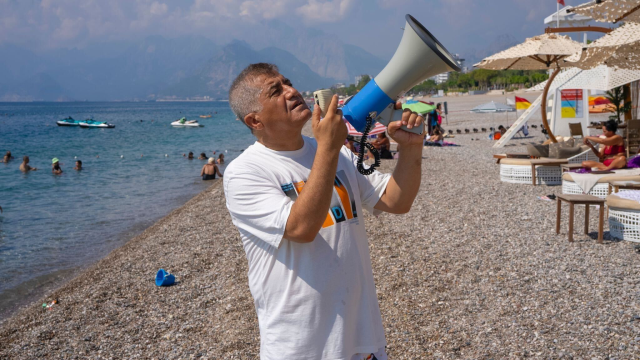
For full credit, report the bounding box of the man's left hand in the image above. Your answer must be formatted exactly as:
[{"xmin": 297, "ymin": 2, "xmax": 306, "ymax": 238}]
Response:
[{"xmin": 387, "ymin": 102, "xmax": 424, "ymax": 146}]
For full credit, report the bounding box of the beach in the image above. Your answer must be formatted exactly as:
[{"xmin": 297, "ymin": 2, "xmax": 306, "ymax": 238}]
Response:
[{"xmin": 1, "ymin": 93, "xmax": 639, "ymax": 358}]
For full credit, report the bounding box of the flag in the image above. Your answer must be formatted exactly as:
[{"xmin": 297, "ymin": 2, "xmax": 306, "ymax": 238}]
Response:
[
  {"xmin": 515, "ymin": 96, "xmax": 531, "ymax": 110},
  {"xmin": 557, "ymin": 0, "xmax": 565, "ymax": 5}
]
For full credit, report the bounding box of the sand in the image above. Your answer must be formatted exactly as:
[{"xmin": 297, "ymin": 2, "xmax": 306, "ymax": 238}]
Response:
[{"xmin": 1, "ymin": 93, "xmax": 639, "ymax": 359}]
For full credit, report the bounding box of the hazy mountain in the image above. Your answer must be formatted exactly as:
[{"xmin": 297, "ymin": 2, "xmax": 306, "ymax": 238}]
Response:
[
  {"xmin": 243, "ymin": 20, "xmax": 386, "ymax": 83},
  {"xmin": 161, "ymin": 41, "xmax": 334, "ymax": 99},
  {"xmin": 0, "ymin": 73, "xmax": 70, "ymax": 102}
]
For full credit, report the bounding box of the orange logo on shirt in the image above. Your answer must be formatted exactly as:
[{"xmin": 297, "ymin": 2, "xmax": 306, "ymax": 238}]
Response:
[{"xmin": 281, "ymin": 170, "xmax": 357, "ymax": 228}]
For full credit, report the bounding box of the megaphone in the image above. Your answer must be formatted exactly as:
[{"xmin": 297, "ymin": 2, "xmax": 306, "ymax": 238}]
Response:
[{"xmin": 314, "ymin": 14, "xmax": 460, "ymax": 136}]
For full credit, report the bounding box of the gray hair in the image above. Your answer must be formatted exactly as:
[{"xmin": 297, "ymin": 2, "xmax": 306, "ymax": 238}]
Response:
[{"xmin": 229, "ymin": 63, "xmax": 280, "ymax": 131}]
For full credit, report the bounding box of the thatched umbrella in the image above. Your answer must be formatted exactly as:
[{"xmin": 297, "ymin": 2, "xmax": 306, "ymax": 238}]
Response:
[
  {"xmin": 568, "ymin": 0, "xmax": 640, "ymax": 24},
  {"xmin": 572, "ymin": 22, "xmax": 640, "ymax": 70},
  {"xmin": 475, "ymin": 34, "xmax": 583, "ymax": 142}
]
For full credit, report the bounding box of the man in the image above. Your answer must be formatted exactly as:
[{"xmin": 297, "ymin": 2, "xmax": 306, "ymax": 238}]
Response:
[
  {"xmin": 19, "ymin": 156, "xmax": 38, "ymax": 172},
  {"xmin": 224, "ymin": 63, "xmax": 423, "ymax": 359},
  {"xmin": 74, "ymin": 160, "xmax": 83, "ymax": 171}
]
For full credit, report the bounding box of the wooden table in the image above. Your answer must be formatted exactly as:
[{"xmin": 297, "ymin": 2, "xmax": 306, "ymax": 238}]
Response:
[
  {"xmin": 561, "ymin": 164, "xmax": 586, "ymax": 173},
  {"xmin": 530, "ymin": 159, "xmax": 568, "ymax": 186},
  {"xmin": 608, "ymin": 180, "xmax": 640, "ymax": 194},
  {"xmin": 556, "ymin": 194, "xmax": 606, "ymax": 244}
]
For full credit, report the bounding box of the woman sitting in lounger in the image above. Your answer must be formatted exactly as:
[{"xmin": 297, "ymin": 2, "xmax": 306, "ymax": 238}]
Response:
[{"xmin": 582, "ymin": 119, "xmax": 627, "ymax": 170}]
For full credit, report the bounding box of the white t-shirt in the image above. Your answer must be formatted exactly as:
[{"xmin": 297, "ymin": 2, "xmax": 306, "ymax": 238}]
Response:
[{"xmin": 224, "ymin": 136, "xmax": 391, "ymax": 360}]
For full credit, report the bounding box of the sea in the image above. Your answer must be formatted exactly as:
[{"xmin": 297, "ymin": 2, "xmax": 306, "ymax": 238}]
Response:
[{"xmin": 0, "ymin": 101, "xmax": 255, "ymax": 319}]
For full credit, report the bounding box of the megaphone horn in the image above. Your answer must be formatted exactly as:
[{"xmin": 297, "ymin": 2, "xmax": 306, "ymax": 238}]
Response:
[{"xmin": 314, "ymin": 14, "xmax": 460, "ymax": 135}]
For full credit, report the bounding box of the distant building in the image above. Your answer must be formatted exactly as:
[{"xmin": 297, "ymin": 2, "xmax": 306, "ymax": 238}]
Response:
[
  {"xmin": 354, "ymin": 74, "xmax": 371, "ymax": 85},
  {"xmin": 429, "ymin": 53, "xmax": 466, "ymax": 84}
]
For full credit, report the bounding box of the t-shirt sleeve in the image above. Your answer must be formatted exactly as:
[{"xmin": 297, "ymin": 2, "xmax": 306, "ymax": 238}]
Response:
[
  {"xmin": 347, "ymin": 149, "xmax": 391, "ymax": 215},
  {"xmin": 224, "ymin": 165, "xmax": 293, "ymax": 248}
]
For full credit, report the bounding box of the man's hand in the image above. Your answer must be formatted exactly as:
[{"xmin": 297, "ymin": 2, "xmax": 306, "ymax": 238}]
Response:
[
  {"xmin": 312, "ymin": 94, "xmax": 347, "ymax": 152},
  {"xmin": 386, "ymin": 102, "xmax": 424, "ymax": 147}
]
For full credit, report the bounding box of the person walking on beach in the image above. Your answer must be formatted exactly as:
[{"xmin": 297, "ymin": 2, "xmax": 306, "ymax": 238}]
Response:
[
  {"xmin": 224, "ymin": 63, "xmax": 424, "ymax": 360},
  {"xmin": 19, "ymin": 156, "xmax": 38, "ymax": 172},
  {"xmin": 52, "ymin": 158, "xmax": 63, "ymax": 174},
  {"xmin": 2, "ymin": 151, "xmax": 14, "ymax": 163},
  {"xmin": 201, "ymin": 158, "xmax": 223, "ymax": 180}
]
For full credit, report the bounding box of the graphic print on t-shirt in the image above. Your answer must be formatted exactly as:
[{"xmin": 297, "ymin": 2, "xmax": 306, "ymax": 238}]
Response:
[{"xmin": 280, "ymin": 170, "xmax": 358, "ymax": 228}]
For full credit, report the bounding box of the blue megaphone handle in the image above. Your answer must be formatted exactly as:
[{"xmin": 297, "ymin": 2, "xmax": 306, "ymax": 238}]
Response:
[{"xmin": 342, "ymin": 80, "xmax": 394, "ymax": 133}]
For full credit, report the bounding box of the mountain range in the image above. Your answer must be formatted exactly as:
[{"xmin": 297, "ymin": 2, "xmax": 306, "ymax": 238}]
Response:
[{"xmin": 0, "ymin": 30, "xmax": 386, "ymax": 102}]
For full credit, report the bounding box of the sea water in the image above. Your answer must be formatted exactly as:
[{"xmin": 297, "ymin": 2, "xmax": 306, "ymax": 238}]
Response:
[{"xmin": 0, "ymin": 102, "xmax": 255, "ymax": 318}]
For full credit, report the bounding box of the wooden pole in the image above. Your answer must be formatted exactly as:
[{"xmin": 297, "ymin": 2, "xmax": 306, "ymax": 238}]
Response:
[
  {"xmin": 541, "ymin": 67, "xmax": 561, "ymax": 143},
  {"xmin": 624, "ymin": 84, "xmax": 632, "ymax": 122}
]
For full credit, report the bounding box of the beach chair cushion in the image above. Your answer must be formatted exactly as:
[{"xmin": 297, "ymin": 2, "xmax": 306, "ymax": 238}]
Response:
[
  {"xmin": 526, "ymin": 143, "xmax": 549, "ymax": 157},
  {"xmin": 556, "ymin": 146, "xmax": 583, "ymax": 159},
  {"xmin": 606, "ymin": 194, "xmax": 640, "ymax": 210},
  {"xmin": 549, "ymin": 139, "xmax": 575, "ymax": 159},
  {"xmin": 562, "ymin": 173, "xmax": 640, "ymax": 183}
]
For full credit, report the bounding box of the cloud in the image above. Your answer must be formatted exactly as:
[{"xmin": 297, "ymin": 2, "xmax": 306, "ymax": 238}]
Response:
[
  {"xmin": 295, "ymin": 0, "xmax": 356, "ymax": 22},
  {"xmin": 149, "ymin": 2, "xmax": 168, "ymax": 16}
]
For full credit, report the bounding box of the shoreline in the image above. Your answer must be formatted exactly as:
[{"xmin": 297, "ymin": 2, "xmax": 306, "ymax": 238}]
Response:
[{"xmin": 2, "ymin": 98, "xmax": 639, "ymax": 358}]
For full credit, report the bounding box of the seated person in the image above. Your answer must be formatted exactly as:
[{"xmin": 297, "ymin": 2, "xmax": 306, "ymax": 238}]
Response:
[
  {"xmin": 198, "ymin": 152, "xmax": 207, "ymax": 160},
  {"xmin": 581, "ymin": 119, "xmax": 627, "ymax": 170},
  {"xmin": 372, "ymin": 132, "xmax": 393, "ymax": 159},
  {"xmin": 425, "ymin": 127, "xmax": 444, "ymax": 146},
  {"xmin": 201, "ymin": 158, "xmax": 223, "ymax": 180},
  {"xmin": 498, "ymin": 125, "xmax": 507, "ymax": 136},
  {"xmin": 19, "ymin": 156, "xmax": 37, "ymax": 172}
]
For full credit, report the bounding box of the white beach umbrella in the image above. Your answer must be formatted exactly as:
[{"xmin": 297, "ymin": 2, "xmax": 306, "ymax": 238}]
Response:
[
  {"xmin": 568, "ymin": 0, "xmax": 640, "ymax": 24},
  {"xmin": 528, "ymin": 65, "xmax": 640, "ymax": 92},
  {"xmin": 475, "ymin": 34, "xmax": 583, "ymax": 142},
  {"xmin": 572, "ymin": 22, "xmax": 640, "ymax": 70}
]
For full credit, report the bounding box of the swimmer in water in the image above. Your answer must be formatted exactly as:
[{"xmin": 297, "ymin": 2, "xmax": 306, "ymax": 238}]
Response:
[
  {"xmin": 52, "ymin": 158, "xmax": 63, "ymax": 174},
  {"xmin": 19, "ymin": 156, "xmax": 38, "ymax": 172},
  {"xmin": 74, "ymin": 160, "xmax": 82, "ymax": 171},
  {"xmin": 201, "ymin": 158, "xmax": 223, "ymax": 180},
  {"xmin": 217, "ymin": 153, "xmax": 225, "ymax": 165},
  {"xmin": 198, "ymin": 152, "xmax": 207, "ymax": 160},
  {"xmin": 188, "ymin": 152, "xmax": 194, "ymax": 160},
  {"xmin": 2, "ymin": 151, "xmax": 14, "ymax": 163}
]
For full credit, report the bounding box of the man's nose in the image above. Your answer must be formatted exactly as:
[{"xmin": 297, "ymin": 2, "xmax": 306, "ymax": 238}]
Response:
[{"xmin": 284, "ymin": 85, "xmax": 300, "ymax": 99}]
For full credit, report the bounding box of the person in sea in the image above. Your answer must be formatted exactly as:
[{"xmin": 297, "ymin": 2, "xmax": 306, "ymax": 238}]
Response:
[
  {"xmin": 74, "ymin": 160, "xmax": 83, "ymax": 171},
  {"xmin": 52, "ymin": 158, "xmax": 63, "ymax": 174},
  {"xmin": 198, "ymin": 152, "xmax": 207, "ymax": 160},
  {"xmin": 1, "ymin": 151, "xmax": 14, "ymax": 163},
  {"xmin": 223, "ymin": 63, "xmax": 424, "ymax": 360},
  {"xmin": 582, "ymin": 119, "xmax": 627, "ymax": 170},
  {"xmin": 216, "ymin": 153, "xmax": 224, "ymax": 164},
  {"xmin": 188, "ymin": 152, "xmax": 194, "ymax": 160},
  {"xmin": 19, "ymin": 156, "xmax": 38, "ymax": 172},
  {"xmin": 201, "ymin": 157, "xmax": 223, "ymax": 180}
]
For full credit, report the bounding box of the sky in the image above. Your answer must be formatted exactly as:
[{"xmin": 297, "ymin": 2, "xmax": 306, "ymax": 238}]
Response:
[{"xmin": 0, "ymin": 0, "xmax": 589, "ymax": 60}]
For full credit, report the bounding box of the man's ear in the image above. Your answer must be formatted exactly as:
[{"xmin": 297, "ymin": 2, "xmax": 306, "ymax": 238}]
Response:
[{"xmin": 244, "ymin": 113, "xmax": 264, "ymax": 132}]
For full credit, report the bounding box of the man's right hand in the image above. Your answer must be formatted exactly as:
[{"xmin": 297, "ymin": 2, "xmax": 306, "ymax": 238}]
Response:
[{"xmin": 312, "ymin": 94, "xmax": 347, "ymax": 152}]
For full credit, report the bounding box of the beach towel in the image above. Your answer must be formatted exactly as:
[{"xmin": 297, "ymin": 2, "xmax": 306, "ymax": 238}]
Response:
[
  {"xmin": 616, "ymin": 190, "xmax": 640, "ymax": 202},
  {"xmin": 570, "ymin": 169, "xmax": 640, "ymax": 194}
]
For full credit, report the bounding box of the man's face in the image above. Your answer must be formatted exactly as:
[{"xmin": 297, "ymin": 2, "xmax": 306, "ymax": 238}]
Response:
[{"xmin": 253, "ymin": 74, "xmax": 311, "ymax": 132}]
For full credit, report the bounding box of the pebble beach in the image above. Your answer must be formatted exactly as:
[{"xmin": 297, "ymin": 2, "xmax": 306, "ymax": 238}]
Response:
[{"xmin": 1, "ymin": 93, "xmax": 639, "ymax": 359}]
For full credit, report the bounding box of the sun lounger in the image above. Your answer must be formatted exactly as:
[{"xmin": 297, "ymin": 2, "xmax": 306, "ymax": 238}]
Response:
[
  {"xmin": 562, "ymin": 170, "xmax": 640, "ymax": 198},
  {"xmin": 497, "ymin": 149, "xmax": 599, "ymax": 185},
  {"xmin": 607, "ymin": 193, "xmax": 640, "ymax": 242}
]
